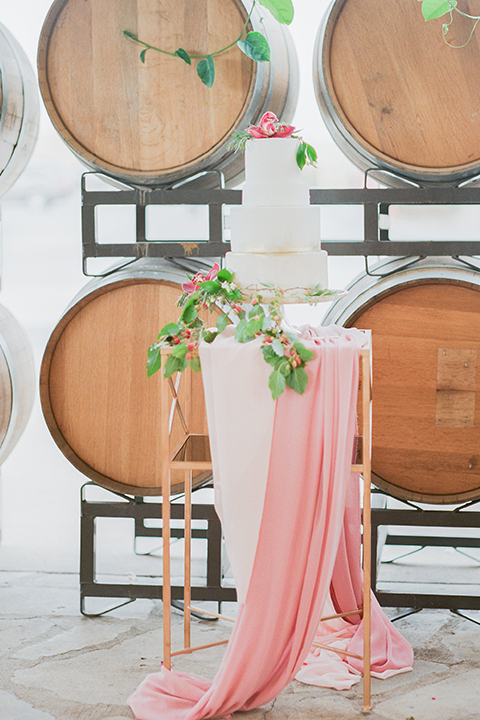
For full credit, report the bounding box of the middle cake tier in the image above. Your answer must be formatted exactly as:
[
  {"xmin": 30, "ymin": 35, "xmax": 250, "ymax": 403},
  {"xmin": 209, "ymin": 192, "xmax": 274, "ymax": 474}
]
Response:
[{"xmin": 229, "ymin": 205, "xmax": 322, "ymax": 253}]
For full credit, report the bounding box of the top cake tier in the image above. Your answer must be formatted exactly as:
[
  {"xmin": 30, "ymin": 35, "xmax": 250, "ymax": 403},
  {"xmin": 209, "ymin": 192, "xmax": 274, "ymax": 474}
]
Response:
[{"xmin": 242, "ymin": 138, "xmax": 310, "ymax": 207}]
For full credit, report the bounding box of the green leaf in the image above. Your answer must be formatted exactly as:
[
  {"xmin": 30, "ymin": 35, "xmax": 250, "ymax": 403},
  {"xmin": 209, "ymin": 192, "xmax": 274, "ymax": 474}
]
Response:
[
  {"xmin": 248, "ymin": 305, "xmax": 265, "ymax": 319},
  {"xmin": 175, "ymin": 47, "xmax": 191, "ymax": 64},
  {"xmin": 261, "ymin": 345, "xmax": 278, "ymax": 366},
  {"xmin": 147, "ymin": 344, "xmax": 161, "ymax": 377},
  {"xmin": 294, "ymin": 342, "xmax": 314, "ymax": 362},
  {"xmin": 158, "ymin": 322, "xmax": 179, "ymax": 338},
  {"xmin": 123, "ymin": 30, "xmax": 138, "ymax": 41},
  {"xmin": 258, "ymin": 0, "xmax": 294, "ymax": 25},
  {"xmin": 286, "ymin": 366, "xmax": 308, "ymax": 394},
  {"xmin": 235, "ymin": 318, "xmax": 254, "ymax": 343},
  {"xmin": 217, "ymin": 268, "xmax": 233, "ymax": 282},
  {"xmin": 272, "ymin": 339, "xmax": 284, "ymax": 357},
  {"xmin": 268, "ymin": 369, "xmax": 286, "ymax": 400},
  {"xmin": 237, "ymin": 32, "xmax": 271, "ymax": 62},
  {"xmin": 422, "ymin": 0, "xmax": 456, "ymax": 21},
  {"xmin": 190, "ymin": 356, "xmax": 201, "ymax": 372},
  {"xmin": 202, "ymin": 330, "xmax": 218, "ymax": 343},
  {"xmin": 172, "ymin": 342, "xmax": 188, "ymax": 358},
  {"xmin": 180, "ymin": 302, "xmax": 198, "ymax": 324},
  {"xmin": 199, "ymin": 280, "xmax": 221, "ymax": 293},
  {"xmin": 277, "ymin": 357, "xmax": 292, "ymax": 376},
  {"xmin": 140, "ymin": 48, "xmax": 147, "ymax": 63},
  {"xmin": 306, "ymin": 143, "xmax": 317, "ymax": 165},
  {"xmin": 296, "ymin": 142, "xmax": 306, "ymax": 170},
  {"xmin": 164, "ymin": 354, "xmax": 182, "ymax": 378},
  {"xmin": 197, "ymin": 55, "xmax": 215, "ymax": 87},
  {"xmin": 261, "ymin": 316, "xmax": 273, "ymax": 332},
  {"xmin": 247, "ymin": 316, "xmax": 263, "ymax": 334},
  {"xmin": 216, "ymin": 313, "xmax": 229, "ymax": 333}
]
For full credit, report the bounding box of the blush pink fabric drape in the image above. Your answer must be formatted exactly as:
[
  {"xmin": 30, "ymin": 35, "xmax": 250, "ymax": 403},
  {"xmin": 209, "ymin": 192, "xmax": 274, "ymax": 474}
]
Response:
[{"xmin": 127, "ymin": 327, "xmax": 412, "ymax": 720}]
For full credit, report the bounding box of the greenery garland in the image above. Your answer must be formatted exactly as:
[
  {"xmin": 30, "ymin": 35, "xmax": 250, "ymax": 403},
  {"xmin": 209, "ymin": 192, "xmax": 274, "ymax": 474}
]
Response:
[{"xmin": 147, "ymin": 265, "xmax": 335, "ymax": 400}]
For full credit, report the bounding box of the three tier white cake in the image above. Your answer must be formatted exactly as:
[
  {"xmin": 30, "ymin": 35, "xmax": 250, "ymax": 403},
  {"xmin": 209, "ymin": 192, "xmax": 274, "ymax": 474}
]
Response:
[{"xmin": 226, "ymin": 137, "xmax": 328, "ymax": 294}]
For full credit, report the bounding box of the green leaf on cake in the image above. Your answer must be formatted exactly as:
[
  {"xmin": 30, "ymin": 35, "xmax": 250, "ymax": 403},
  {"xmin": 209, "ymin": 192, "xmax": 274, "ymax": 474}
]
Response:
[
  {"xmin": 306, "ymin": 143, "xmax": 318, "ymax": 166},
  {"xmin": 269, "ymin": 369, "xmax": 286, "ymax": 400},
  {"xmin": 286, "ymin": 366, "xmax": 308, "ymax": 394},
  {"xmin": 217, "ymin": 268, "xmax": 233, "ymax": 283},
  {"xmin": 175, "ymin": 48, "xmax": 191, "ymax": 64},
  {"xmin": 202, "ymin": 329, "xmax": 218, "ymax": 343},
  {"xmin": 261, "ymin": 345, "xmax": 278, "ymax": 366},
  {"xmin": 421, "ymin": 0, "xmax": 456, "ymax": 21},
  {"xmin": 140, "ymin": 49, "xmax": 147, "ymax": 63},
  {"xmin": 237, "ymin": 32, "xmax": 271, "ymax": 62},
  {"xmin": 216, "ymin": 313, "xmax": 229, "ymax": 333},
  {"xmin": 147, "ymin": 344, "xmax": 161, "ymax": 377},
  {"xmin": 200, "ymin": 280, "xmax": 221, "ymax": 293},
  {"xmin": 258, "ymin": 0, "xmax": 294, "ymax": 25},
  {"xmin": 247, "ymin": 316, "xmax": 264, "ymax": 335},
  {"xmin": 197, "ymin": 55, "xmax": 215, "ymax": 87},
  {"xmin": 296, "ymin": 142, "xmax": 307, "ymax": 170}
]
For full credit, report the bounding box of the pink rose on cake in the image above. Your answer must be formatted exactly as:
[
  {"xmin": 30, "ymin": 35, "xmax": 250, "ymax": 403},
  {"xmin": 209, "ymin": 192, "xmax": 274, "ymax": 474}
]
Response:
[
  {"xmin": 246, "ymin": 112, "xmax": 295, "ymax": 139},
  {"xmin": 182, "ymin": 263, "xmax": 220, "ymax": 295}
]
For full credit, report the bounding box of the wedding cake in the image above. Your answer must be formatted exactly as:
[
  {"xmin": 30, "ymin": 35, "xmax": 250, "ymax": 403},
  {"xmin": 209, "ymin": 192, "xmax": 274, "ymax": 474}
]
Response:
[{"xmin": 226, "ymin": 135, "xmax": 328, "ymax": 294}]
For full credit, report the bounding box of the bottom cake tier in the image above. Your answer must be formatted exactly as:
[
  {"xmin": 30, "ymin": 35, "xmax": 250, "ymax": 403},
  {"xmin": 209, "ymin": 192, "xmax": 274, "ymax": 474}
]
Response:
[{"xmin": 225, "ymin": 250, "xmax": 329, "ymax": 295}]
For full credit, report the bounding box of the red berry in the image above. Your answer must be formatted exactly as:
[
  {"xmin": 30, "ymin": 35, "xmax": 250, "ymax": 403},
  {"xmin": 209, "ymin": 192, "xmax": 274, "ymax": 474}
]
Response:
[
  {"xmin": 187, "ymin": 343, "xmax": 195, "ymax": 351},
  {"xmin": 296, "ymin": 357, "xmax": 302, "ymax": 366},
  {"xmin": 290, "ymin": 348, "xmax": 296, "ymax": 356},
  {"xmin": 173, "ymin": 337, "xmax": 180, "ymax": 345},
  {"xmin": 251, "ymin": 297, "xmax": 259, "ymax": 305},
  {"xmin": 186, "ymin": 352, "xmax": 193, "ymax": 360}
]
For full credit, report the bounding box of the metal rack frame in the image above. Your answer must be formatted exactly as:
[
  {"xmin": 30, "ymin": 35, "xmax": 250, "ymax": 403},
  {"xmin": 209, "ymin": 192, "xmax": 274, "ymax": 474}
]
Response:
[
  {"xmin": 81, "ymin": 173, "xmax": 480, "ymax": 276},
  {"xmin": 79, "ymin": 171, "xmax": 480, "ymax": 616}
]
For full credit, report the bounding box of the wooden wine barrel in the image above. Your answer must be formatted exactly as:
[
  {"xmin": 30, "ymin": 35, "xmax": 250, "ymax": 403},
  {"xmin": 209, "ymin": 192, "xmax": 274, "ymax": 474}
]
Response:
[
  {"xmin": 0, "ymin": 304, "xmax": 35, "ymax": 464},
  {"xmin": 37, "ymin": 0, "xmax": 298, "ymax": 188},
  {"xmin": 314, "ymin": 0, "xmax": 480, "ymax": 187},
  {"xmin": 324, "ymin": 257, "xmax": 480, "ymax": 504},
  {"xmin": 0, "ymin": 23, "xmax": 39, "ymax": 197},
  {"xmin": 40, "ymin": 258, "xmax": 218, "ymax": 496}
]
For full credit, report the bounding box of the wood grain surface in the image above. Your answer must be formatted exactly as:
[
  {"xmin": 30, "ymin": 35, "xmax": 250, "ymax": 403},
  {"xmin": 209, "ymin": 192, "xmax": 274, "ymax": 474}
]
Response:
[
  {"xmin": 42, "ymin": 277, "xmax": 216, "ymax": 495},
  {"xmin": 346, "ymin": 280, "xmax": 480, "ymax": 503},
  {"xmin": 321, "ymin": 0, "xmax": 480, "ymax": 173},
  {"xmin": 38, "ymin": 0, "xmax": 254, "ymax": 178}
]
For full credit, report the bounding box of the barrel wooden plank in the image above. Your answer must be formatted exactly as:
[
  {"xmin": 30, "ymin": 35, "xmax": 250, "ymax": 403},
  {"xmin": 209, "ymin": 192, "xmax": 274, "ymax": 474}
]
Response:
[
  {"xmin": 346, "ymin": 280, "xmax": 480, "ymax": 503},
  {"xmin": 317, "ymin": 0, "xmax": 480, "ymax": 183},
  {"xmin": 39, "ymin": 0, "xmax": 254, "ymax": 178},
  {"xmin": 41, "ymin": 266, "xmax": 219, "ymax": 496}
]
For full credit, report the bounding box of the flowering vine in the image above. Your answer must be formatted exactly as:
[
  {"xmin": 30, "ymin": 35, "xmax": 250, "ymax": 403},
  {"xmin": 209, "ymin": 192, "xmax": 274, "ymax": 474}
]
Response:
[{"xmin": 147, "ymin": 265, "xmax": 334, "ymax": 399}]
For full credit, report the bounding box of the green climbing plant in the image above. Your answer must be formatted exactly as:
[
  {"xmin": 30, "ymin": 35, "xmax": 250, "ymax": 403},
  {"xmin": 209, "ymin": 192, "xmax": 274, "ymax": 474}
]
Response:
[
  {"xmin": 124, "ymin": 0, "xmax": 294, "ymax": 88},
  {"xmin": 420, "ymin": 0, "xmax": 480, "ymax": 47}
]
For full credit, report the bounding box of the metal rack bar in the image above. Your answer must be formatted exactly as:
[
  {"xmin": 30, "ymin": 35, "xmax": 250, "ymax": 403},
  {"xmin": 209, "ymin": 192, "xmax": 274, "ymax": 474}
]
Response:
[{"xmin": 81, "ymin": 174, "xmax": 480, "ymax": 271}]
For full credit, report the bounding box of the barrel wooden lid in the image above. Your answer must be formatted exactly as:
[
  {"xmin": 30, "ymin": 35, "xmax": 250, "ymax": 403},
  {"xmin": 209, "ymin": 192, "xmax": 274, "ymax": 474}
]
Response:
[
  {"xmin": 322, "ymin": 0, "xmax": 480, "ymax": 175},
  {"xmin": 41, "ymin": 277, "xmax": 214, "ymax": 495},
  {"xmin": 38, "ymin": 0, "xmax": 255, "ymax": 181},
  {"xmin": 347, "ymin": 279, "xmax": 480, "ymax": 503}
]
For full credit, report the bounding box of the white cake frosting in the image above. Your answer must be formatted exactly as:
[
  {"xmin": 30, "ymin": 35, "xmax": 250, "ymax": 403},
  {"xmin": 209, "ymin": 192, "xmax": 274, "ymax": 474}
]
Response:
[{"xmin": 226, "ymin": 138, "xmax": 328, "ymax": 293}]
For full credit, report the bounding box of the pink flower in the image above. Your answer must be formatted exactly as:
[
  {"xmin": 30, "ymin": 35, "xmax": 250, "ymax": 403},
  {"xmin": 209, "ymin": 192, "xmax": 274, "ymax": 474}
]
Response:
[
  {"xmin": 246, "ymin": 111, "xmax": 296, "ymax": 140},
  {"xmin": 273, "ymin": 123, "xmax": 295, "ymax": 138},
  {"xmin": 181, "ymin": 263, "xmax": 220, "ymax": 295},
  {"xmin": 205, "ymin": 262, "xmax": 220, "ymax": 281}
]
